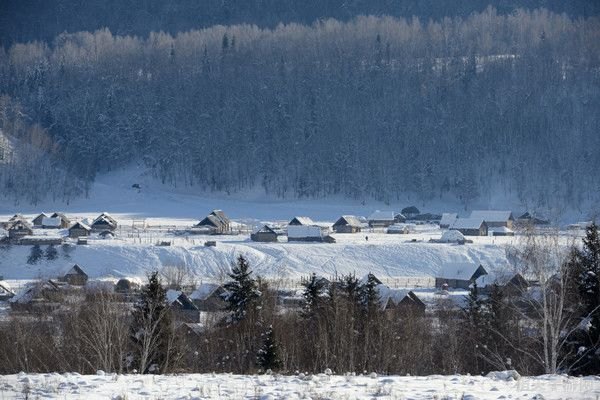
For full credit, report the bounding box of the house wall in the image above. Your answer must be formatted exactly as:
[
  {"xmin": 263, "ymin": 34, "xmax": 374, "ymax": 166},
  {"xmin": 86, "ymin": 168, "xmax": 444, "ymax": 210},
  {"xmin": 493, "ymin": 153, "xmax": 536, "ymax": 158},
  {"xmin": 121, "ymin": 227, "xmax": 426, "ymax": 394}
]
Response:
[
  {"xmin": 369, "ymin": 220, "xmax": 394, "ymax": 227},
  {"xmin": 251, "ymin": 232, "xmax": 278, "ymax": 242},
  {"xmin": 333, "ymin": 225, "xmax": 360, "ymax": 233},
  {"xmin": 69, "ymin": 228, "xmax": 90, "ymax": 238}
]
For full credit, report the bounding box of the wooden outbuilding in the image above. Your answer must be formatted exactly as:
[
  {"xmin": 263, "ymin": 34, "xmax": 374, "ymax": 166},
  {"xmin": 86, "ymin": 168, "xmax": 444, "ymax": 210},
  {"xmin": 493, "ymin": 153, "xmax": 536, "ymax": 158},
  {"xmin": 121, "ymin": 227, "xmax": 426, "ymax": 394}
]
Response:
[
  {"xmin": 332, "ymin": 215, "xmax": 362, "ymax": 233},
  {"xmin": 7, "ymin": 220, "xmax": 33, "ymax": 240},
  {"xmin": 196, "ymin": 210, "xmax": 231, "ymax": 234},
  {"xmin": 68, "ymin": 222, "xmax": 91, "ymax": 238},
  {"xmin": 435, "ymin": 262, "xmax": 489, "ymax": 289},
  {"xmin": 61, "ymin": 264, "xmax": 89, "ymax": 286},
  {"xmin": 251, "ymin": 225, "xmax": 278, "ymax": 242},
  {"xmin": 469, "ymin": 210, "xmax": 514, "ymax": 229},
  {"xmin": 368, "ymin": 211, "xmax": 395, "ymax": 228},
  {"xmin": 92, "ymin": 212, "xmax": 118, "ymax": 232},
  {"xmin": 50, "ymin": 212, "xmax": 71, "ymax": 228},
  {"xmin": 450, "ymin": 218, "xmax": 488, "ymax": 236},
  {"xmin": 190, "ymin": 283, "xmax": 229, "ymax": 311},
  {"xmin": 32, "ymin": 213, "xmax": 48, "ymax": 227}
]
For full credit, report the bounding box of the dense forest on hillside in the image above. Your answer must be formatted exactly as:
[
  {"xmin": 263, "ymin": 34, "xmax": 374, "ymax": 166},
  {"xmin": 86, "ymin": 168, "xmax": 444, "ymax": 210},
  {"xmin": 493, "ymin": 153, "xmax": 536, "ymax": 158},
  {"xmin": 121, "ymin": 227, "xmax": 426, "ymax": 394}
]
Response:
[
  {"xmin": 0, "ymin": 8, "xmax": 599, "ymax": 207},
  {"xmin": 1, "ymin": 0, "xmax": 598, "ymax": 46}
]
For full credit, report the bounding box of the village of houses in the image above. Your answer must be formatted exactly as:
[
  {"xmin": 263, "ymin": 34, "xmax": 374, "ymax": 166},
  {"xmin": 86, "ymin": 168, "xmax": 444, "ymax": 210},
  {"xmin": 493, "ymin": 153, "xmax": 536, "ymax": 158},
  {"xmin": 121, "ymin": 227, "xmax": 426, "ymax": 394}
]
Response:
[{"xmin": 0, "ymin": 206, "xmax": 583, "ymax": 329}]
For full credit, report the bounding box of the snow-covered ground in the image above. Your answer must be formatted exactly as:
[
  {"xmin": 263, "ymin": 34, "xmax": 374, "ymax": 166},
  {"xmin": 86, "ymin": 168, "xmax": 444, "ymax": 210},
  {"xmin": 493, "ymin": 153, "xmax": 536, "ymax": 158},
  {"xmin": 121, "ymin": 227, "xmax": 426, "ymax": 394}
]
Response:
[{"xmin": 1, "ymin": 371, "xmax": 598, "ymax": 399}]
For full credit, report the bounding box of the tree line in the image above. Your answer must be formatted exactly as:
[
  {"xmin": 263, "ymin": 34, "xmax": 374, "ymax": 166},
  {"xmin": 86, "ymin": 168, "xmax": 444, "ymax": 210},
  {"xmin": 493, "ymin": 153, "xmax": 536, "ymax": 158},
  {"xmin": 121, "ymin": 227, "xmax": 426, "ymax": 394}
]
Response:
[
  {"xmin": 0, "ymin": 8, "xmax": 599, "ymax": 209},
  {"xmin": 0, "ymin": 224, "xmax": 599, "ymax": 375}
]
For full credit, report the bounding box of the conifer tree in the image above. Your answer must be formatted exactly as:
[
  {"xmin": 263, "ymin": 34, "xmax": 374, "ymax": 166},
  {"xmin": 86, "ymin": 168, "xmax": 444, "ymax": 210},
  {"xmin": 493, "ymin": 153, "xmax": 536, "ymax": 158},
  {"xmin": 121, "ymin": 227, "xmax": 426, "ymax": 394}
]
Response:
[
  {"xmin": 130, "ymin": 271, "xmax": 174, "ymax": 373},
  {"xmin": 224, "ymin": 255, "xmax": 260, "ymax": 323},
  {"xmin": 256, "ymin": 325, "xmax": 281, "ymax": 372},
  {"xmin": 27, "ymin": 245, "xmax": 43, "ymax": 264},
  {"xmin": 44, "ymin": 244, "xmax": 58, "ymax": 260},
  {"xmin": 300, "ymin": 273, "xmax": 327, "ymax": 319}
]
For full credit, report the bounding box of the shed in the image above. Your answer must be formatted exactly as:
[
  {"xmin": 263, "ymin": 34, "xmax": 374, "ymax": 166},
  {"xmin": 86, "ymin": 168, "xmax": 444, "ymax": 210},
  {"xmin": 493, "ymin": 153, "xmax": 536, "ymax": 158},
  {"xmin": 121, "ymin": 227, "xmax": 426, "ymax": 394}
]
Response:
[
  {"xmin": 332, "ymin": 215, "xmax": 362, "ymax": 233},
  {"xmin": 377, "ymin": 285, "xmax": 426, "ymax": 315},
  {"xmin": 287, "ymin": 225, "xmax": 331, "ymax": 242},
  {"xmin": 251, "ymin": 225, "xmax": 278, "ymax": 242},
  {"xmin": 68, "ymin": 222, "xmax": 91, "ymax": 238},
  {"xmin": 368, "ymin": 211, "xmax": 395, "ymax": 227},
  {"xmin": 450, "ymin": 218, "xmax": 488, "ymax": 236},
  {"xmin": 167, "ymin": 290, "xmax": 200, "ymax": 322},
  {"xmin": 439, "ymin": 213, "xmax": 458, "ymax": 229},
  {"xmin": 42, "ymin": 217, "xmax": 62, "ymax": 229},
  {"xmin": 435, "ymin": 262, "xmax": 488, "ymax": 289},
  {"xmin": 469, "ymin": 210, "xmax": 514, "ymax": 229},
  {"xmin": 61, "ymin": 264, "xmax": 89, "ymax": 286}
]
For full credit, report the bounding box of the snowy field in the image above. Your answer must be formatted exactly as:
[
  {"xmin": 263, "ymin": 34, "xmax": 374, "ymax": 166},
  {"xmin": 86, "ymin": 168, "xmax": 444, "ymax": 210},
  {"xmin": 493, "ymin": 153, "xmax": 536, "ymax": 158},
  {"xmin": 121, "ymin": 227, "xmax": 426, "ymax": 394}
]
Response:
[{"xmin": 1, "ymin": 371, "xmax": 598, "ymax": 399}]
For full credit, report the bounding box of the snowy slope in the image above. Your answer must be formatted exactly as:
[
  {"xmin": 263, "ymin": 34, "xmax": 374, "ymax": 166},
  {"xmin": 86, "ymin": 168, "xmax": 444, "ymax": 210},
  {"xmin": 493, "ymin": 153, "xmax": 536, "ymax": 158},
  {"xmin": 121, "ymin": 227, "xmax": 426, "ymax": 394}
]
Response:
[
  {"xmin": 1, "ymin": 372, "xmax": 598, "ymax": 399},
  {"xmin": 0, "ymin": 232, "xmax": 513, "ymax": 282}
]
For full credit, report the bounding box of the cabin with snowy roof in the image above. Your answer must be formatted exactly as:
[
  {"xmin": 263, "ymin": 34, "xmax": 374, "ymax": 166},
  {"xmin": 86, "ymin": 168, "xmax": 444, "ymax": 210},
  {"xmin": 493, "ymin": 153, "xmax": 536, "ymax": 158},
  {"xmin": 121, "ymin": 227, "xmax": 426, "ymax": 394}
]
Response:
[
  {"xmin": 377, "ymin": 284, "xmax": 426, "ymax": 315},
  {"xmin": 368, "ymin": 211, "xmax": 396, "ymax": 227},
  {"xmin": 7, "ymin": 220, "xmax": 33, "ymax": 240},
  {"xmin": 50, "ymin": 212, "xmax": 71, "ymax": 228},
  {"xmin": 332, "ymin": 215, "xmax": 362, "ymax": 233},
  {"xmin": 61, "ymin": 264, "xmax": 89, "ymax": 286},
  {"xmin": 288, "ymin": 216, "xmax": 315, "ymax": 226},
  {"xmin": 469, "ymin": 210, "xmax": 514, "ymax": 229},
  {"xmin": 251, "ymin": 225, "xmax": 278, "ymax": 242},
  {"xmin": 10, "ymin": 280, "xmax": 62, "ymax": 312},
  {"xmin": 190, "ymin": 283, "xmax": 229, "ymax": 311},
  {"xmin": 167, "ymin": 290, "xmax": 200, "ymax": 322},
  {"xmin": 435, "ymin": 262, "xmax": 488, "ymax": 289},
  {"xmin": 32, "ymin": 213, "xmax": 48, "ymax": 227},
  {"xmin": 68, "ymin": 222, "xmax": 91, "ymax": 238},
  {"xmin": 42, "ymin": 217, "xmax": 62, "ymax": 229},
  {"xmin": 92, "ymin": 212, "xmax": 118, "ymax": 232},
  {"xmin": 450, "ymin": 218, "xmax": 488, "ymax": 236},
  {"xmin": 516, "ymin": 212, "xmax": 550, "ymax": 227},
  {"xmin": 196, "ymin": 210, "xmax": 231, "ymax": 234}
]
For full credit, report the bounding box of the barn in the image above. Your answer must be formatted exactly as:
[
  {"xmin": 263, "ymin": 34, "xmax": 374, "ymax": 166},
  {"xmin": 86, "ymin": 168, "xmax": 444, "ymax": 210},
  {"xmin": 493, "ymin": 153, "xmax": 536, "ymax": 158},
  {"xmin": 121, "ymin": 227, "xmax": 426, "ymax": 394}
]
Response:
[
  {"xmin": 332, "ymin": 215, "xmax": 362, "ymax": 233},
  {"xmin": 196, "ymin": 210, "xmax": 231, "ymax": 234},
  {"xmin": 435, "ymin": 262, "xmax": 489, "ymax": 289},
  {"xmin": 469, "ymin": 210, "xmax": 514, "ymax": 229},
  {"xmin": 61, "ymin": 264, "xmax": 89, "ymax": 286},
  {"xmin": 251, "ymin": 225, "xmax": 278, "ymax": 242},
  {"xmin": 368, "ymin": 211, "xmax": 395, "ymax": 227},
  {"xmin": 450, "ymin": 218, "xmax": 488, "ymax": 236}
]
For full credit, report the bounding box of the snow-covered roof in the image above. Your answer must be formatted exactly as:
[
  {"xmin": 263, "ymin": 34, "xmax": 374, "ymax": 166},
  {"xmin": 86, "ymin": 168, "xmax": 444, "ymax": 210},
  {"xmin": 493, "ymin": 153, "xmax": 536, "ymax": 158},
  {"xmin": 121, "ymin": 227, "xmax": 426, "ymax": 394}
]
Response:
[
  {"xmin": 0, "ymin": 281, "xmax": 15, "ymax": 296},
  {"xmin": 333, "ymin": 215, "xmax": 362, "ymax": 227},
  {"xmin": 387, "ymin": 223, "xmax": 415, "ymax": 232},
  {"xmin": 64, "ymin": 264, "xmax": 87, "ymax": 277},
  {"xmin": 289, "ymin": 216, "xmax": 314, "ymax": 226},
  {"xmin": 450, "ymin": 218, "xmax": 485, "ymax": 230},
  {"xmin": 439, "ymin": 213, "xmax": 458, "ymax": 226},
  {"xmin": 190, "ymin": 283, "xmax": 224, "ymax": 301},
  {"xmin": 252, "ymin": 225, "xmax": 277, "ymax": 234},
  {"xmin": 70, "ymin": 221, "xmax": 91, "ymax": 231},
  {"xmin": 437, "ymin": 262, "xmax": 483, "ymax": 281},
  {"xmin": 469, "ymin": 210, "xmax": 513, "ymax": 222},
  {"xmin": 440, "ymin": 230, "xmax": 465, "ymax": 242},
  {"xmin": 368, "ymin": 211, "xmax": 395, "ymax": 221},
  {"xmin": 166, "ymin": 289, "xmax": 182, "ymax": 304},
  {"xmin": 42, "ymin": 217, "xmax": 61, "ymax": 227}
]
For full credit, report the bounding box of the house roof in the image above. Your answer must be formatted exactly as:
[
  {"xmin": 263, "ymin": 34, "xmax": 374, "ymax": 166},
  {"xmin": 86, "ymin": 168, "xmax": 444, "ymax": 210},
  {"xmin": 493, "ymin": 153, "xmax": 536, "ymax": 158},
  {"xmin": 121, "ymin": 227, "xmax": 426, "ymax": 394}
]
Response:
[
  {"xmin": 65, "ymin": 264, "xmax": 88, "ymax": 277},
  {"xmin": 33, "ymin": 213, "xmax": 48, "ymax": 222},
  {"xmin": 368, "ymin": 211, "xmax": 395, "ymax": 221},
  {"xmin": 190, "ymin": 283, "xmax": 225, "ymax": 301},
  {"xmin": 209, "ymin": 210, "xmax": 230, "ymax": 225},
  {"xmin": 51, "ymin": 213, "xmax": 71, "ymax": 223},
  {"xmin": 69, "ymin": 221, "xmax": 91, "ymax": 231},
  {"xmin": 289, "ymin": 216, "xmax": 315, "ymax": 226},
  {"xmin": 333, "ymin": 215, "xmax": 362, "ymax": 227},
  {"xmin": 376, "ymin": 284, "xmax": 424, "ymax": 310},
  {"xmin": 8, "ymin": 220, "xmax": 33, "ymax": 231},
  {"xmin": 450, "ymin": 218, "xmax": 485, "ymax": 230},
  {"xmin": 439, "ymin": 213, "xmax": 458, "ymax": 226},
  {"xmin": 437, "ymin": 262, "xmax": 485, "ymax": 281},
  {"xmin": 253, "ymin": 225, "xmax": 277, "ymax": 234},
  {"xmin": 167, "ymin": 289, "xmax": 199, "ymax": 310},
  {"xmin": 93, "ymin": 212, "xmax": 117, "ymax": 225},
  {"xmin": 469, "ymin": 210, "xmax": 513, "ymax": 222}
]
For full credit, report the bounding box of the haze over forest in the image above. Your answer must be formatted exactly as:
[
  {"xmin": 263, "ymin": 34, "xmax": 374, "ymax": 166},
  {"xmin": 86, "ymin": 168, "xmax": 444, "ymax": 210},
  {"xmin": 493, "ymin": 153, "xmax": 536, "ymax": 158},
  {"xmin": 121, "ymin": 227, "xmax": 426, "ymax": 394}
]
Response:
[{"xmin": 0, "ymin": 1, "xmax": 599, "ymax": 211}]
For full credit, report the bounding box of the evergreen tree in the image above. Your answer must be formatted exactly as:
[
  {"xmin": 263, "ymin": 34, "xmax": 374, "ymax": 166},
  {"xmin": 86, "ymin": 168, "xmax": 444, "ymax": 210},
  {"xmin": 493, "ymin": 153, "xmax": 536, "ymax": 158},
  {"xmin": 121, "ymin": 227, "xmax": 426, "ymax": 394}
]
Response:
[
  {"xmin": 572, "ymin": 222, "xmax": 600, "ymax": 374},
  {"xmin": 462, "ymin": 283, "xmax": 489, "ymax": 373},
  {"xmin": 360, "ymin": 273, "xmax": 381, "ymax": 313},
  {"xmin": 256, "ymin": 325, "xmax": 281, "ymax": 372},
  {"xmin": 44, "ymin": 244, "xmax": 58, "ymax": 260},
  {"xmin": 27, "ymin": 245, "xmax": 43, "ymax": 264},
  {"xmin": 224, "ymin": 255, "xmax": 260, "ymax": 323},
  {"xmin": 300, "ymin": 273, "xmax": 327, "ymax": 319},
  {"xmin": 130, "ymin": 271, "xmax": 174, "ymax": 373}
]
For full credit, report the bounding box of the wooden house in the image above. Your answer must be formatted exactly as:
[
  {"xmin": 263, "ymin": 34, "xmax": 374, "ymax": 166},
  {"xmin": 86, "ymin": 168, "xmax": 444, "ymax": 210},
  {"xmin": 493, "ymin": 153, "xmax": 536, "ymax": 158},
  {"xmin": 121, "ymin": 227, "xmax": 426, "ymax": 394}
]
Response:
[
  {"xmin": 68, "ymin": 222, "xmax": 91, "ymax": 238},
  {"xmin": 42, "ymin": 217, "xmax": 63, "ymax": 229},
  {"xmin": 9, "ymin": 280, "xmax": 62, "ymax": 312},
  {"xmin": 190, "ymin": 283, "xmax": 229, "ymax": 311},
  {"xmin": 439, "ymin": 213, "xmax": 458, "ymax": 229},
  {"xmin": 7, "ymin": 220, "xmax": 33, "ymax": 240},
  {"xmin": 368, "ymin": 211, "xmax": 395, "ymax": 228},
  {"xmin": 288, "ymin": 225, "xmax": 331, "ymax": 242},
  {"xmin": 435, "ymin": 262, "xmax": 488, "ymax": 289},
  {"xmin": 516, "ymin": 212, "xmax": 550, "ymax": 227},
  {"xmin": 92, "ymin": 212, "xmax": 118, "ymax": 232},
  {"xmin": 251, "ymin": 225, "xmax": 278, "ymax": 242},
  {"xmin": 32, "ymin": 213, "xmax": 48, "ymax": 227},
  {"xmin": 196, "ymin": 210, "xmax": 231, "ymax": 234},
  {"xmin": 167, "ymin": 290, "xmax": 200, "ymax": 322},
  {"xmin": 469, "ymin": 210, "xmax": 514, "ymax": 229},
  {"xmin": 61, "ymin": 264, "xmax": 89, "ymax": 286},
  {"xmin": 450, "ymin": 218, "xmax": 488, "ymax": 236},
  {"xmin": 288, "ymin": 216, "xmax": 315, "ymax": 226},
  {"xmin": 50, "ymin": 213, "xmax": 71, "ymax": 228},
  {"xmin": 377, "ymin": 284, "xmax": 426, "ymax": 316},
  {"xmin": 332, "ymin": 215, "xmax": 362, "ymax": 233}
]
